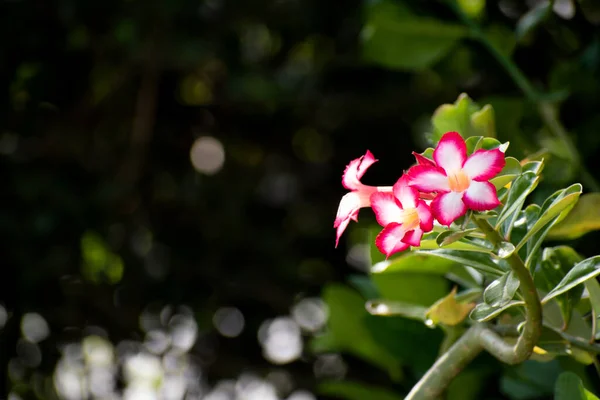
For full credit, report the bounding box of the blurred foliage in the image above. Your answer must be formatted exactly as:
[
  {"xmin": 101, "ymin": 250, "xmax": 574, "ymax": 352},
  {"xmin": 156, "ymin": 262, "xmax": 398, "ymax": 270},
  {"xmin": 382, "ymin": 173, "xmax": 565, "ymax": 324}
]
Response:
[{"xmin": 3, "ymin": 0, "xmax": 600, "ymax": 399}]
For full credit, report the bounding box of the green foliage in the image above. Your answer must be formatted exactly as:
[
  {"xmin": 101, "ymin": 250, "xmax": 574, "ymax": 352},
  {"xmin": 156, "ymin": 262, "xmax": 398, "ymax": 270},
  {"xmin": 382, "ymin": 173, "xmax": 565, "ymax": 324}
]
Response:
[
  {"xmin": 80, "ymin": 231, "xmax": 124, "ymax": 284},
  {"xmin": 549, "ymin": 193, "xmax": 600, "ymax": 240},
  {"xmin": 429, "ymin": 94, "xmax": 496, "ymax": 144},
  {"xmin": 483, "ymin": 271, "xmax": 520, "ymax": 308},
  {"xmin": 362, "ymin": 1, "xmax": 467, "ymax": 71},
  {"xmin": 319, "ymin": 381, "xmax": 404, "ymax": 400},
  {"xmin": 555, "ymin": 372, "xmax": 600, "ymax": 400}
]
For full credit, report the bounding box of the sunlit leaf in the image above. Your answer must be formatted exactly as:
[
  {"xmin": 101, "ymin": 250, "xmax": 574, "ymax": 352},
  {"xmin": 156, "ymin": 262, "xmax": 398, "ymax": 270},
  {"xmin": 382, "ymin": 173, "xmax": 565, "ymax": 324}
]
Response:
[
  {"xmin": 483, "ymin": 271, "xmax": 520, "ymax": 307},
  {"xmin": 414, "ymin": 249, "xmax": 507, "ymax": 276},
  {"xmin": 548, "ymin": 193, "xmax": 600, "ymax": 240},
  {"xmin": 426, "ymin": 287, "xmax": 475, "ymax": 326},
  {"xmin": 496, "ymin": 171, "xmax": 539, "ymax": 238},
  {"xmin": 435, "ymin": 229, "xmax": 478, "ymax": 247},
  {"xmin": 584, "ymin": 278, "xmax": 600, "ymax": 341},
  {"xmin": 516, "ymin": 184, "xmax": 582, "ymax": 252},
  {"xmin": 430, "ymin": 94, "xmax": 497, "ymax": 144},
  {"xmin": 542, "ymin": 256, "xmax": 600, "ymax": 304},
  {"xmin": 469, "ymin": 300, "xmax": 524, "ymax": 322}
]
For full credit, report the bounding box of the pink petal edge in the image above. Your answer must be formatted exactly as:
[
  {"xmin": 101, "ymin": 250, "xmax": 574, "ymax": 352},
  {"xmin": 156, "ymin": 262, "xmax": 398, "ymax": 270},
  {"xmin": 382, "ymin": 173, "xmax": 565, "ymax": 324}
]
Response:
[
  {"xmin": 375, "ymin": 223, "xmax": 411, "ymax": 258},
  {"xmin": 393, "ymin": 175, "xmax": 419, "ymax": 209},
  {"xmin": 431, "ymin": 191, "xmax": 467, "ymax": 226},
  {"xmin": 412, "ymin": 151, "xmax": 436, "ymax": 167},
  {"xmin": 407, "ymin": 165, "xmax": 450, "ymax": 193},
  {"xmin": 433, "ymin": 131, "xmax": 467, "ymax": 173},
  {"xmin": 416, "ymin": 200, "xmax": 434, "ymax": 232},
  {"xmin": 370, "ymin": 192, "xmax": 403, "ymax": 227},
  {"xmin": 463, "ymin": 181, "xmax": 501, "ymax": 211},
  {"xmin": 463, "ymin": 148, "xmax": 506, "ymax": 181},
  {"xmin": 402, "ymin": 228, "xmax": 423, "ymax": 247},
  {"xmin": 342, "ymin": 150, "xmax": 378, "ymax": 190}
]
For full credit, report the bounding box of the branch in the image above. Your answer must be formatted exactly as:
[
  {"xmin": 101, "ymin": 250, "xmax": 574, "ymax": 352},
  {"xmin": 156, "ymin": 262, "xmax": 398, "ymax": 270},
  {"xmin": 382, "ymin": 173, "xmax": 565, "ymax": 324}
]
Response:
[{"xmin": 406, "ymin": 218, "xmax": 542, "ymax": 400}]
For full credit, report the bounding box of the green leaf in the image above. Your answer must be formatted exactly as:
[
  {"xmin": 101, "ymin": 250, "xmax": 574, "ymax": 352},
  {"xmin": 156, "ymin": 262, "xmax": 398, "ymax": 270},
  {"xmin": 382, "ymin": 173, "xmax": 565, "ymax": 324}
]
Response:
[
  {"xmin": 372, "ymin": 272, "xmax": 449, "ymax": 307},
  {"xmin": 365, "ymin": 299, "xmax": 427, "ymax": 321},
  {"xmin": 429, "ymin": 94, "xmax": 496, "ymax": 144},
  {"xmin": 495, "ymin": 171, "xmax": 540, "ymax": 238},
  {"xmin": 319, "ymin": 381, "xmax": 404, "ymax": 400},
  {"xmin": 314, "ymin": 284, "xmax": 402, "ymax": 379},
  {"xmin": 490, "ymin": 156, "xmax": 522, "ymax": 190},
  {"xmin": 516, "ymin": 184, "xmax": 582, "ymax": 252},
  {"xmin": 457, "ymin": 0, "xmax": 486, "ymax": 19},
  {"xmin": 584, "ymin": 278, "xmax": 600, "ymax": 341},
  {"xmin": 414, "ymin": 249, "xmax": 507, "ymax": 276},
  {"xmin": 535, "ymin": 246, "xmax": 584, "ymax": 328},
  {"xmin": 555, "ymin": 372, "xmax": 600, "ymax": 400},
  {"xmin": 485, "ymin": 24, "xmax": 516, "ymax": 57},
  {"xmin": 542, "ymin": 256, "xmax": 600, "ymax": 304},
  {"xmin": 469, "ymin": 300, "xmax": 524, "ymax": 322},
  {"xmin": 426, "ymin": 287, "xmax": 475, "ymax": 326},
  {"xmin": 483, "ymin": 271, "xmax": 520, "ymax": 307},
  {"xmin": 516, "ymin": 2, "xmax": 552, "ymax": 41},
  {"xmin": 362, "ymin": 0, "xmax": 467, "ymax": 70},
  {"xmin": 435, "ymin": 229, "xmax": 478, "ymax": 247},
  {"xmin": 549, "ymin": 193, "xmax": 600, "ymax": 240}
]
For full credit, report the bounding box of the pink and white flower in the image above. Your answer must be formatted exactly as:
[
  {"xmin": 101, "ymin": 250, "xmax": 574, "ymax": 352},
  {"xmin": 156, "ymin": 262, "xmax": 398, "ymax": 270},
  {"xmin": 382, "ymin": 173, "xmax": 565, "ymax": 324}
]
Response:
[
  {"xmin": 407, "ymin": 131, "xmax": 505, "ymax": 226},
  {"xmin": 371, "ymin": 175, "xmax": 434, "ymax": 258},
  {"xmin": 334, "ymin": 150, "xmax": 392, "ymax": 247}
]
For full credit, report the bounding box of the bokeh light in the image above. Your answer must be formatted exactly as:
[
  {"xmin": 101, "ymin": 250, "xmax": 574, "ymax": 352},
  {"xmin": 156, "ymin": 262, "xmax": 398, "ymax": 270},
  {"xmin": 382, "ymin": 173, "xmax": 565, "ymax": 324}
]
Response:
[
  {"xmin": 213, "ymin": 307, "xmax": 245, "ymax": 338},
  {"xmin": 190, "ymin": 136, "xmax": 226, "ymax": 175},
  {"xmin": 258, "ymin": 317, "xmax": 303, "ymax": 365}
]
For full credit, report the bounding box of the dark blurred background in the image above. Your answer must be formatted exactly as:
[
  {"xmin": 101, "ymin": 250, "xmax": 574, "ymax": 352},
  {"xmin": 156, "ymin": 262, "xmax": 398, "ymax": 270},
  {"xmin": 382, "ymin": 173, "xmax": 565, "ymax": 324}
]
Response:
[{"xmin": 2, "ymin": 0, "xmax": 600, "ymax": 399}]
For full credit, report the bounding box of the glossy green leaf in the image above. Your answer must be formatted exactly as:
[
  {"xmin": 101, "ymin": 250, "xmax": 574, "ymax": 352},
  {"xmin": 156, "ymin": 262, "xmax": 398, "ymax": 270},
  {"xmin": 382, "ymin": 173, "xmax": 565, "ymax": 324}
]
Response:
[
  {"xmin": 435, "ymin": 229, "xmax": 477, "ymax": 247},
  {"xmin": 458, "ymin": 0, "xmax": 485, "ymax": 19},
  {"xmin": 414, "ymin": 249, "xmax": 507, "ymax": 276},
  {"xmin": 314, "ymin": 284, "xmax": 402, "ymax": 379},
  {"xmin": 535, "ymin": 246, "xmax": 584, "ymax": 328},
  {"xmin": 469, "ymin": 300, "xmax": 524, "ymax": 322},
  {"xmin": 365, "ymin": 299, "xmax": 427, "ymax": 321},
  {"xmin": 490, "ymin": 156, "xmax": 522, "ymax": 190},
  {"xmin": 584, "ymin": 278, "xmax": 600, "ymax": 341},
  {"xmin": 542, "ymin": 256, "xmax": 600, "ymax": 304},
  {"xmin": 362, "ymin": 0, "xmax": 467, "ymax": 70},
  {"xmin": 495, "ymin": 171, "xmax": 539, "ymax": 238},
  {"xmin": 516, "ymin": 2, "xmax": 552, "ymax": 41},
  {"xmin": 483, "ymin": 271, "xmax": 520, "ymax": 307},
  {"xmin": 516, "ymin": 184, "xmax": 582, "ymax": 252},
  {"xmin": 319, "ymin": 381, "xmax": 404, "ymax": 400},
  {"xmin": 429, "ymin": 94, "xmax": 497, "ymax": 144},
  {"xmin": 555, "ymin": 372, "xmax": 600, "ymax": 400},
  {"xmin": 549, "ymin": 193, "xmax": 600, "ymax": 240}
]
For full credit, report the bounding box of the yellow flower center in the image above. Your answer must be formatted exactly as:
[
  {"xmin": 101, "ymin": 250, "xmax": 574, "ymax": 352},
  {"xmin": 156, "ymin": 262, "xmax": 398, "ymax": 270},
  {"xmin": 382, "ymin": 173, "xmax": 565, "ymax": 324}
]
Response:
[
  {"xmin": 401, "ymin": 208, "xmax": 420, "ymax": 231},
  {"xmin": 448, "ymin": 170, "xmax": 470, "ymax": 192}
]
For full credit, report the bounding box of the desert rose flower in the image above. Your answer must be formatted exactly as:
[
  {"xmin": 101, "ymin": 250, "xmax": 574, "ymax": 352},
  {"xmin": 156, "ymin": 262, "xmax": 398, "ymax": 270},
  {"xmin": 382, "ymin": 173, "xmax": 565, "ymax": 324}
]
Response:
[
  {"xmin": 334, "ymin": 150, "xmax": 392, "ymax": 247},
  {"xmin": 370, "ymin": 175, "xmax": 434, "ymax": 258},
  {"xmin": 407, "ymin": 131, "xmax": 505, "ymax": 226}
]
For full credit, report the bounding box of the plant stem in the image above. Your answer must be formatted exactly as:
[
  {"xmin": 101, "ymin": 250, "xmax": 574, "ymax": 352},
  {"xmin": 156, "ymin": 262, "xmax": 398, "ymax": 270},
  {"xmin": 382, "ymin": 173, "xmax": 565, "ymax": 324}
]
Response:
[
  {"xmin": 405, "ymin": 324, "xmax": 484, "ymax": 400},
  {"xmin": 473, "ymin": 217, "xmax": 542, "ymax": 362},
  {"xmin": 407, "ymin": 219, "xmax": 543, "ymax": 399},
  {"xmin": 447, "ymin": 0, "xmax": 600, "ymax": 192}
]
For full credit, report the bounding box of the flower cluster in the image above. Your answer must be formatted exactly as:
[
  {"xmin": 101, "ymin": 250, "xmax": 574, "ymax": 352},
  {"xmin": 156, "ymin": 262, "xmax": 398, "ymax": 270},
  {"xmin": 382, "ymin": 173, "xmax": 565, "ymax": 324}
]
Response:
[{"xmin": 334, "ymin": 132, "xmax": 506, "ymax": 258}]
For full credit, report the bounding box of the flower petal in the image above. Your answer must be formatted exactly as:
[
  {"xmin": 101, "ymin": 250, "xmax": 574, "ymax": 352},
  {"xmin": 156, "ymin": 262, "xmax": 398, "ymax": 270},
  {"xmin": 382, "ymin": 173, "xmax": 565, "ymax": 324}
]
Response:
[
  {"xmin": 370, "ymin": 192, "xmax": 403, "ymax": 227},
  {"xmin": 412, "ymin": 151, "xmax": 436, "ymax": 167},
  {"xmin": 431, "ymin": 191, "xmax": 467, "ymax": 226},
  {"xmin": 463, "ymin": 149, "xmax": 506, "ymax": 181},
  {"xmin": 375, "ymin": 223, "xmax": 410, "ymax": 258},
  {"xmin": 433, "ymin": 131, "xmax": 467, "ymax": 173},
  {"xmin": 334, "ymin": 192, "xmax": 363, "ymax": 247},
  {"xmin": 416, "ymin": 200, "xmax": 434, "ymax": 232},
  {"xmin": 402, "ymin": 228, "xmax": 423, "ymax": 247},
  {"xmin": 342, "ymin": 150, "xmax": 377, "ymax": 190},
  {"xmin": 407, "ymin": 165, "xmax": 450, "ymax": 193},
  {"xmin": 463, "ymin": 181, "xmax": 501, "ymax": 211},
  {"xmin": 393, "ymin": 175, "xmax": 418, "ymax": 209}
]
